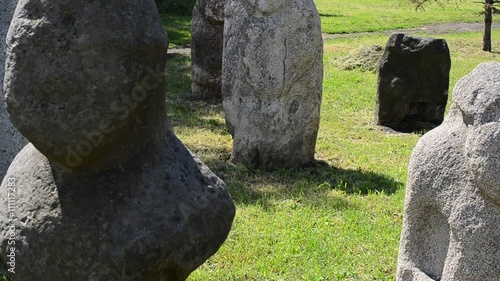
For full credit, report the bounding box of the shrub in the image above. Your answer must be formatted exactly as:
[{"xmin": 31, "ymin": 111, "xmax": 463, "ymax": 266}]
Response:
[{"xmin": 155, "ymin": 0, "xmax": 196, "ymax": 15}]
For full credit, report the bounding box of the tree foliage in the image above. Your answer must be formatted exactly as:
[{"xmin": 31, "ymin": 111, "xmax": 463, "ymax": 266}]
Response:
[
  {"xmin": 409, "ymin": 0, "xmax": 458, "ymax": 10},
  {"xmin": 154, "ymin": 0, "xmax": 196, "ymax": 15},
  {"xmin": 409, "ymin": 0, "xmax": 500, "ymax": 13},
  {"xmin": 409, "ymin": 0, "xmax": 500, "ymax": 51}
]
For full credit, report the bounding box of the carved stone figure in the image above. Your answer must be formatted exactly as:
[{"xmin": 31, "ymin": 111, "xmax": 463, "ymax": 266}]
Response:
[
  {"xmin": 222, "ymin": 0, "xmax": 323, "ymax": 170},
  {"xmin": 0, "ymin": 1, "xmax": 235, "ymax": 280},
  {"xmin": 191, "ymin": 0, "xmax": 225, "ymax": 100},
  {"xmin": 397, "ymin": 62, "xmax": 500, "ymax": 281}
]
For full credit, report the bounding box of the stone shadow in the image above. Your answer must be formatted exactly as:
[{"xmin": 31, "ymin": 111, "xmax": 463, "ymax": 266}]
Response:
[
  {"xmin": 203, "ymin": 149, "xmax": 403, "ymax": 208},
  {"xmin": 164, "ymin": 52, "xmax": 403, "ymax": 209},
  {"xmin": 165, "ymin": 52, "xmax": 192, "ymax": 101},
  {"xmin": 165, "ymin": 52, "xmax": 227, "ymax": 131},
  {"xmin": 319, "ymin": 13, "xmax": 344, "ymax": 18},
  {"xmin": 378, "ymin": 118, "xmax": 440, "ymax": 134}
]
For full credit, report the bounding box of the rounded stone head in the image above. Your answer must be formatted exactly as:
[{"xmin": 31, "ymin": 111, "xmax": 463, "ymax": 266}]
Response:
[
  {"xmin": 4, "ymin": 0, "xmax": 169, "ymax": 169},
  {"xmin": 197, "ymin": 0, "xmax": 226, "ymax": 24},
  {"xmin": 456, "ymin": 62, "xmax": 500, "ymax": 202}
]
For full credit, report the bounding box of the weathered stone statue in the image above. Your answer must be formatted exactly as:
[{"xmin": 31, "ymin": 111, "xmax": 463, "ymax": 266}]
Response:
[
  {"xmin": 0, "ymin": 0, "xmax": 26, "ymax": 182},
  {"xmin": 376, "ymin": 33, "xmax": 451, "ymax": 132},
  {"xmin": 0, "ymin": 1, "xmax": 235, "ymax": 280},
  {"xmin": 191, "ymin": 0, "xmax": 225, "ymax": 100},
  {"xmin": 222, "ymin": 0, "xmax": 323, "ymax": 170},
  {"xmin": 397, "ymin": 62, "xmax": 500, "ymax": 281}
]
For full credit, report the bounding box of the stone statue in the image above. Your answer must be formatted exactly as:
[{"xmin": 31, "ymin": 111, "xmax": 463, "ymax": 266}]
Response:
[
  {"xmin": 0, "ymin": 1, "xmax": 235, "ymax": 280},
  {"xmin": 397, "ymin": 62, "xmax": 500, "ymax": 281}
]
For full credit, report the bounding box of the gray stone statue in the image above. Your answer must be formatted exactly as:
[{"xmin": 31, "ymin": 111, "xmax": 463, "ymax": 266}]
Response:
[
  {"xmin": 0, "ymin": 1, "xmax": 235, "ymax": 280},
  {"xmin": 222, "ymin": 0, "xmax": 323, "ymax": 170},
  {"xmin": 397, "ymin": 62, "xmax": 500, "ymax": 281},
  {"xmin": 191, "ymin": 0, "xmax": 225, "ymax": 100}
]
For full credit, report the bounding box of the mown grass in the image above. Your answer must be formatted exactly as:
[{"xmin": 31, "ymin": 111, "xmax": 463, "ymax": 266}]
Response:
[
  {"xmin": 161, "ymin": 14, "xmax": 192, "ymax": 48},
  {"xmin": 162, "ymin": 3, "xmax": 500, "ymax": 280},
  {"xmin": 316, "ymin": 0, "xmax": 483, "ymax": 34},
  {"xmin": 161, "ymin": 0, "xmax": 486, "ymax": 46}
]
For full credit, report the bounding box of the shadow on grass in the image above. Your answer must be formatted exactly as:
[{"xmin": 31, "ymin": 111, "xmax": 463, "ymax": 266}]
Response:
[
  {"xmin": 319, "ymin": 13, "xmax": 344, "ymax": 18},
  {"xmin": 194, "ymin": 145, "xmax": 403, "ymax": 210},
  {"xmin": 165, "ymin": 53, "xmax": 191, "ymax": 94},
  {"xmin": 165, "ymin": 52, "xmax": 228, "ymax": 132},
  {"xmin": 378, "ymin": 114, "xmax": 439, "ymax": 134},
  {"xmin": 165, "ymin": 52, "xmax": 403, "ymax": 209},
  {"xmin": 165, "ymin": 52, "xmax": 196, "ymax": 126}
]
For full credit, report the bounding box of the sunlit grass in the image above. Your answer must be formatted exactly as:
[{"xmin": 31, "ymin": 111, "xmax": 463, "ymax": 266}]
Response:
[
  {"xmin": 316, "ymin": 0, "xmax": 482, "ymax": 34},
  {"xmin": 161, "ymin": 3, "xmax": 500, "ymax": 280},
  {"xmin": 161, "ymin": 0, "xmax": 487, "ymax": 46},
  {"xmin": 161, "ymin": 14, "xmax": 191, "ymax": 47}
]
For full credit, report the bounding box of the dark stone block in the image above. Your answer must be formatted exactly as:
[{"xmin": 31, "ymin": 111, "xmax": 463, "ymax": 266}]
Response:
[{"xmin": 376, "ymin": 33, "xmax": 451, "ymax": 133}]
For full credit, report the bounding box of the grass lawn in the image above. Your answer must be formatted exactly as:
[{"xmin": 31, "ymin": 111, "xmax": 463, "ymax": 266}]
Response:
[
  {"xmin": 162, "ymin": 0, "xmax": 485, "ymax": 46},
  {"xmin": 161, "ymin": 1, "xmax": 500, "ymax": 280},
  {"xmin": 161, "ymin": 14, "xmax": 192, "ymax": 48},
  {"xmin": 316, "ymin": 0, "xmax": 482, "ymax": 34}
]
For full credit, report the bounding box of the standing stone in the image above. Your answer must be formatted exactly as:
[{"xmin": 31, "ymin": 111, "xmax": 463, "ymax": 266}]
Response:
[
  {"xmin": 376, "ymin": 33, "xmax": 451, "ymax": 132},
  {"xmin": 397, "ymin": 62, "xmax": 500, "ymax": 281},
  {"xmin": 191, "ymin": 0, "xmax": 225, "ymax": 100},
  {"xmin": 222, "ymin": 0, "xmax": 323, "ymax": 170},
  {"xmin": 0, "ymin": 0, "xmax": 26, "ymax": 182},
  {"xmin": 0, "ymin": 1, "xmax": 235, "ymax": 281}
]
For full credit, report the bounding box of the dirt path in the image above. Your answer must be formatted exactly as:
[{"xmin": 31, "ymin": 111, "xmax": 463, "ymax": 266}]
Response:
[{"xmin": 322, "ymin": 22, "xmax": 500, "ymax": 40}]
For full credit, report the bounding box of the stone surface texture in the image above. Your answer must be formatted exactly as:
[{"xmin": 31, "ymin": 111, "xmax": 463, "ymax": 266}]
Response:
[
  {"xmin": 397, "ymin": 62, "xmax": 500, "ymax": 281},
  {"xmin": 222, "ymin": 0, "xmax": 323, "ymax": 170},
  {"xmin": 191, "ymin": 0, "xmax": 225, "ymax": 100},
  {"xmin": 4, "ymin": 0, "xmax": 166, "ymax": 169},
  {"xmin": 0, "ymin": 0, "xmax": 26, "ymax": 182},
  {"xmin": 0, "ymin": 1, "xmax": 235, "ymax": 280},
  {"xmin": 376, "ymin": 33, "xmax": 451, "ymax": 132}
]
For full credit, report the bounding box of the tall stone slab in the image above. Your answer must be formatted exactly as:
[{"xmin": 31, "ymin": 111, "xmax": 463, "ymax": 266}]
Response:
[
  {"xmin": 0, "ymin": 1, "xmax": 235, "ymax": 280},
  {"xmin": 222, "ymin": 0, "xmax": 323, "ymax": 170},
  {"xmin": 397, "ymin": 62, "xmax": 500, "ymax": 281},
  {"xmin": 376, "ymin": 33, "xmax": 451, "ymax": 132},
  {"xmin": 191, "ymin": 0, "xmax": 225, "ymax": 100},
  {"xmin": 0, "ymin": 0, "xmax": 25, "ymax": 182}
]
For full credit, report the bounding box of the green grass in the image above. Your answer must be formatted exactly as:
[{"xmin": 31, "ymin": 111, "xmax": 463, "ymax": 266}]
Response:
[
  {"xmin": 316, "ymin": 0, "xmax": 483, "ymax": 34},
  {"xmin": 164, "ymin": 29, "xmax": 500, "ymax": 280},
  {"xmin": 160, "ymin": 0, "xmax": 487, "ymax": 47},
  {"xmin": 161, "ymin": 2, "xmax": 500, "ymax": 280},
  {"xmin": 161, "ymin": 14, "xmax": 192, "ymax": 48}
]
